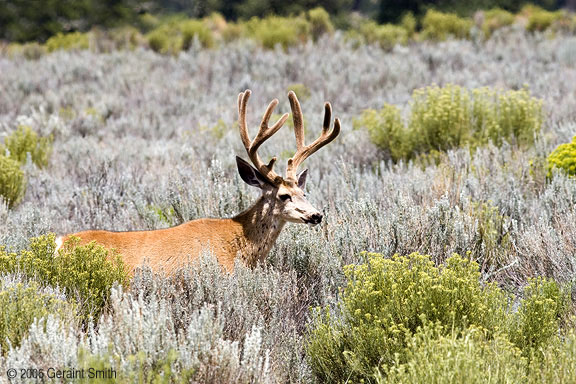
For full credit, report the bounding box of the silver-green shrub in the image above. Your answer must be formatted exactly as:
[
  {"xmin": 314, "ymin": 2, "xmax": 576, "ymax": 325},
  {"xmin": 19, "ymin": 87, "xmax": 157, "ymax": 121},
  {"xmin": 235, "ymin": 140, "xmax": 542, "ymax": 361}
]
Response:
[{"xmin": 0, "ymin": 279, "xmax": 75, "ymax": 352}]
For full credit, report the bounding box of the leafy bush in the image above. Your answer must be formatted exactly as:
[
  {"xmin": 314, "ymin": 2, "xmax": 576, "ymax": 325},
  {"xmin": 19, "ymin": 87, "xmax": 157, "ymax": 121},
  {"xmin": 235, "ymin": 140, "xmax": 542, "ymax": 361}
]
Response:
[
  {"xmin": 357, "ymin": 104, "xmax": 406, "ymax": 161},
  {"xmin": 308, "ymin": 7, "xmax": 334, "ymax": 42},
  {"xmin": 0, "ymin": 155, "xmax": 25, "ymax": 208},
  {"xmin": 6, "ymin": 42, "xmax": 46, "ymax": 60},
  {"xmin": 482, "ymin": 8, "xmax": 516, "ymax": 38},
  {"xmin": 421, "ymin": 10, "xmax": 473, "ymax": 41},
  {"xmin": 522, "ymin": 5, "xmax": 564, "ymax": 32},
  {"xmin": 400, "ymin": 12, "xmax": 417, "ymax": 37},
  {"xmin": 547, "ymin": 136, "xmax": 576, "ymax": 178},
  {"xmin": 511, "ymin": 277, "xmax": 568, "ymax": 353},
  {"xmin": 349, "ymin": 21, "xmax": 408, "ymax": 51},
  {"xmin": 306, "ymin": 253, "xmax": 568, "ymax": 383},
  {"xmin": 528, "ymin": 330, "xmax": 576, "ymax": 383},
  {"xmin": 0, "ymin": 281, "xmax": 75, "ymax": 352},
  {"xmin": 470, "ymin": 202, "xmax": 511, "ymax": 269},
  {"xmin": 244, "ymin": 16, "xmax": 310, "ymax": 50},
  {"xmin": 180, "ymin": 20, "xmax": 215, "ymax": 50},
  {"xmin": 306, "ymin": 253, "xmax": 510, "ymax": 382},
  {"xmin": 0, "ymin": 234, "xmax": 128, "ymax": 320},
  {"xmin": 45, "ymin": 32, "xmax": 90, "ymax": 52},
  {"xmin": 91, "ymin": 26, "xmax": 143, "ymax": 52},
  {"xmin": 356, "ymin": 84, "xmax": 543, "ymax": 162},
  {"xmin": 147, "ymin": 26, "xmax": 182, "ymax": 55},
  {"xmin": 1, "ymin": 125, "xmax": 53, "ymax": 168},
  {"xmin": 147, "ymin": 19, "xmax": 213, "ymax": 54},
  {"xmin": 287, "ymin": 83, "xmax": 311, "ymax": 101},
  {"xmin": 380, "ymin": 325, "xmax": 527, "ymax": 384}
]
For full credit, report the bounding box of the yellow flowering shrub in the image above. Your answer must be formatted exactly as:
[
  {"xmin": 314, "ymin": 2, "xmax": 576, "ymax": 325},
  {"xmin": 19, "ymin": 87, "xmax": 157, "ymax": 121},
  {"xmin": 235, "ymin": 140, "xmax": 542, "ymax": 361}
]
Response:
[
  {"xmin": 306, "ymin": 253, "xmax": 568, "ymax": 383},
  {"xmin": 308, "ymin": 7, "xmax": 334, "ymax": 42},
  {"xmin": 0, "ymin": 234, "xmax": 128, "ymax": 320},
  {"xmin": 1, "ymin": 125, "xmax": 53, "ymax": 168},
  {"xmin": 0, "ymin": 155, "xmax": 25, "ymax": 208},
  {"xmin": 147, "ymin": 19, "xmax": 214, "ymax": 54},
  {"xmin": 421, "ymin": 10, "xmax": 473, "ymax": 41},
  {"xmin": 482, "ymin": 8, "xmax": 516, "ymax": 38},
  {"xmin": 380, "ymin": 325, "xmax": 527, "ymax": 384},
  {"xmin": 0, "ymin": 282, "xmax": 76, "ymax": 352},
  {"xmin": 522, "ymin": 5, "xmax": 564, "ymax": 32},
  {"xmin": 244, "ymin": 16, "xmax": 310, "ymax": 50},
  {"xmin": 547, "ymin": 136, "xmax": 576, "ymax": 178},
  {"xmin": 347, "ymin": 21, "xmax": 408, "ymax": 51},
  {"xmin": 45, "ymin": 32, "xmax": 90, "ymax": 52},
  {"xmin": 356, "ymin": 84, "xmax": 543, "ymax": 162},
  {"xmin": 511, "ymin": 277, "xmax": 568, "ymax": 353}
]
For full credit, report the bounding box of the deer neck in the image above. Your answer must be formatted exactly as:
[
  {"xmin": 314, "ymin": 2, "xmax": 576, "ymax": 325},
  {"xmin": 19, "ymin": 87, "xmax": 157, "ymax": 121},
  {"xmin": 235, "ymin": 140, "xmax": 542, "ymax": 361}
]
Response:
[{"xmin": 233, "ymin": 195, "xmax": 285, "ymax": 266}]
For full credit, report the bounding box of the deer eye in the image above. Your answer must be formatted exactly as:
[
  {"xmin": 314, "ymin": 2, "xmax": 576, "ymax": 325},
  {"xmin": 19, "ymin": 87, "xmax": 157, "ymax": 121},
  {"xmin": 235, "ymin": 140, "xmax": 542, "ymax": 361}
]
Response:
[{"xmin": 279, "ymin": 194, "xmax": 291, "ymax": 202}]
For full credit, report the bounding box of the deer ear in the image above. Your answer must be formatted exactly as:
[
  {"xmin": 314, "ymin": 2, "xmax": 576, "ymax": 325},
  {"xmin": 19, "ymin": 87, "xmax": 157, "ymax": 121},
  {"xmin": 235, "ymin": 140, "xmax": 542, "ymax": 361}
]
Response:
[
  {"xmin": 297, "ymin": 169, "xmax": 308, "ymax": 189},
  {"xmin": 236, "ymin": 156, "xmax": 267, "ymax": 188}
]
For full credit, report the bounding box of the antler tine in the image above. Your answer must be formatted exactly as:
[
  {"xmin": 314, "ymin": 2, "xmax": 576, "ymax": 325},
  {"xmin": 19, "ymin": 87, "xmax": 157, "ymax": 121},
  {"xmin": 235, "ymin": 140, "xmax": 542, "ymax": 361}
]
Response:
[
  {"xmin": 286, "ymin": 94, "xmax": 341, "ymax": 181},
  {"xmin": 288, "ymin": 91, "xmax": 305, "ymax": 151},
  {"xmin": 238, "ymin": 89, "xmax": 289, "ymax": 184}
]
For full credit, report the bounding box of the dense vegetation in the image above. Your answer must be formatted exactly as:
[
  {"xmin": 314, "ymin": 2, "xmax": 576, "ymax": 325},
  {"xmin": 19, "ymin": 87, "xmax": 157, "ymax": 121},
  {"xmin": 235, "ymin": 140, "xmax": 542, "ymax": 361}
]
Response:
[
  {"xmin": 3, "ymin": 4, "xmax": 576, "ymax": 62},
  {"xmin": 0, "ymin": 0, "xmax": 569, "ymax": 43},
  {"xmin": 2, "ymin": 6, "xmax": 576, "ymax": 382}
]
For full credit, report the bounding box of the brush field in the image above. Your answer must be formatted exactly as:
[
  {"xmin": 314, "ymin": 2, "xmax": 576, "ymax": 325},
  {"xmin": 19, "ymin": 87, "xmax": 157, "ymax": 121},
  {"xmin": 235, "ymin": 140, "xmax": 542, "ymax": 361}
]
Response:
[{"xmin": 1, "ymin": 30, "xmax": 576, "ymax": 383}]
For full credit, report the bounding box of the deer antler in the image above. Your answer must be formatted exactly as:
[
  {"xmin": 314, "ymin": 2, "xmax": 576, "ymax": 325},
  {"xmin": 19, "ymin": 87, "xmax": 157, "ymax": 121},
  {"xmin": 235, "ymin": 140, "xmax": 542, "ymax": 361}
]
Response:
[
  {"xmin": 238, "ymin": 90, "xmax": 289, "ymax": 184},
  {"xmin": 285, "ymin": 91, "xmax": 341, "ymax": 181}
]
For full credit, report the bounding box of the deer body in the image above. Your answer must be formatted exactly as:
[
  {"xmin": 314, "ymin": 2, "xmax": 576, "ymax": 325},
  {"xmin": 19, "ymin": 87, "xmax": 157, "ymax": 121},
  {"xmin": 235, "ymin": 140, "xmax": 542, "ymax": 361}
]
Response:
[{"xmin": 60, "ymin": 90, "xmax": 340, "ymax": 273}]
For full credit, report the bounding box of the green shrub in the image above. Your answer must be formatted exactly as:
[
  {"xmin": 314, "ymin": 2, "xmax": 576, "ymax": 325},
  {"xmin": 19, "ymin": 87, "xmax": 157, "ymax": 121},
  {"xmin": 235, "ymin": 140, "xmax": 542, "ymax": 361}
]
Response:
[
  {"xmin": 512, "ymin": 277, "xmax": 568, "ymax": 353},
  {"xmin": 355, "ymin": 104, "xmax": 407, "ymax": 162},
  {"xmin": 306, "ymin": 253, "xmax": 511, "ymax": 382},
  {"xmin": 180, "ymin": 20, "xmax": 214, "ymax": 50},
  {"xmin": 352, "ymin": 21, "xmax": 408, "ymax": 51},
  {"xmin": 92, "ymin": 26, "xmax": 143, "ymax": 52},
  {"xmin": 0, "ymin": 282, "xmax": 75, "ymax": 352},
  {"xmin": 147, "ymin": 19, "xmax": 213, "ymax": 54},
  {"xmin": 0, "ymin": 234, "xmax": 129, "ymax": 320},
  {"xmin": 482, "ymin": 8, "xmax": 516, "ymax": 38},
  {"xmin": 0, "ymin": 155, "xmax": 26, "ymax": 208},
  {"xmin": 400, "ymin": 12, "xmax": 417, "ymax": 37},
  {"xmin": 356, "ymin": 84, "xmax": 543, "ymax": 162},
  {"xmin": 470, "ymin": 202, "xmax": 511, "ymax": 269},
  {"xmin": 308, "ymin": 7, "xmax": 334, "ymax": 42},
  {"xmin": 522, "ymin": 5, "xmax": 564, "ymax": 32},
  {"xmin": 380, "ymin": 325, "xmax": 527, "ymax": 384},
  {"xmin": 547, "ymin": 136, "xmax": 576, "ymax": 178},
  {"xmin": 528, "ymin": 330, "xmax": 576, "ymax": 383},
  {"xmin": 147, "ymin": 26, "xmax": 182, "ymax": 54},
  {"xmin": 245, "ymin": 16, "xmax": 310, "ymax": 50},
  {"xmin": 6, "ymin": 42, "xmax": 47, "ymax": 60},
  {"xmin": 287, "ymin": 83, "xmax": 311, "ymax": 101},
  {"xmin": 306, "ymin": 252, "xmax": 569, "ymax": 383},
  {"xmin": 409, "ymin": 84, "xmax": 472, "ymax": 153},
  {"xmin": 138, "ymin": 13, "xmax": 161, "ymax": 33},
  {"xmin": 421, "ymin": 10, "xmax": 473, "ymax": 41},
  {"xmin": 1, "ymin": 125, "xmax": 53, "ymax": 168},
  {"xmin": 45, "ymin": 31, "xmax": 90, "ymax": 52}
]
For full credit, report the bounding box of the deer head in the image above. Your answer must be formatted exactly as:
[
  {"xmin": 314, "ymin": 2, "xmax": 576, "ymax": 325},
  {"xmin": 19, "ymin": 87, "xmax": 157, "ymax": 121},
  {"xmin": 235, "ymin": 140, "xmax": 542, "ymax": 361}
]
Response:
[{"xmin": 236, "ymin": 90, "xmax": 340, "ymax": 225}]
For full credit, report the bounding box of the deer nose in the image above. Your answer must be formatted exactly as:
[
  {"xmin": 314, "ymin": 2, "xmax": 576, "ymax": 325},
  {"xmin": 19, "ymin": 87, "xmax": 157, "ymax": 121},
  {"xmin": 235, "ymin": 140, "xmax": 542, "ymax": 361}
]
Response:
[{"xmin": 310, "ymin": 213, "xmax": 323, "ymax": 224}]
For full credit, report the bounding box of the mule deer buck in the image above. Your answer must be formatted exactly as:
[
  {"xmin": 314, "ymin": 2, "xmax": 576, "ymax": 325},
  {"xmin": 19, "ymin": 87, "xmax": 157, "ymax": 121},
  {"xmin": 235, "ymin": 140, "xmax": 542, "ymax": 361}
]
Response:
[{"xmin": 58, "ymin": 90, "xmax": 340, "ymax": 273}]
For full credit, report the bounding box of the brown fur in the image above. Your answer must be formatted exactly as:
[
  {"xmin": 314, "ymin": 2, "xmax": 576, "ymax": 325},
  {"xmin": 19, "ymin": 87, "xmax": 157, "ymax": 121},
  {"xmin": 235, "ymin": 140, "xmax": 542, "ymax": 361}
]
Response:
[{"xmin": 63, "ymin": 196, "xmax": 285, "ymax": 274}]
